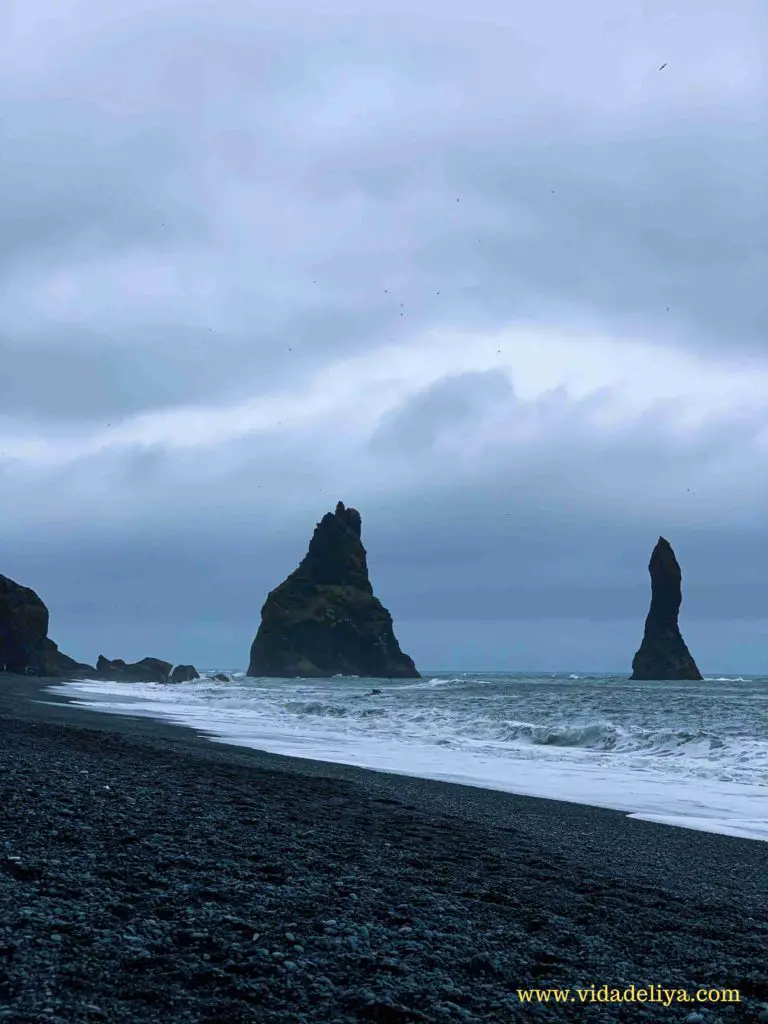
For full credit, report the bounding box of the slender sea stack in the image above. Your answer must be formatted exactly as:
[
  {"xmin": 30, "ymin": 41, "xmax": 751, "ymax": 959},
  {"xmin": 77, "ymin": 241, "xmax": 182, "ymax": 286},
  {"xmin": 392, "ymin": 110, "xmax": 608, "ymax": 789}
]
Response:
[
  {"xmin": 630, "ymin": 537, "xmax": 702, "ymax": 681},
  {"xmin": 248, "ymin": 502, "xmax": 420, "ymax": 679}
]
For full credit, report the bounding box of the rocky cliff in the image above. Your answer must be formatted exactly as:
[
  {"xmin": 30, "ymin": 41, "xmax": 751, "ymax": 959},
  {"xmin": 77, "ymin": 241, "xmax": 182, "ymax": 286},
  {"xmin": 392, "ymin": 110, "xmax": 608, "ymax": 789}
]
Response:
[
  {"xmin": 0, "ymin": 574, "xmax": 49, "ymax": 674},
  {"xmin": 0, "ymin": 572, "xmax": 197, "ymax": 683},
  {"xmin": 44, "ymin": 639, "xmax": 96, "ymax": 677},
  {"xmin": 630, "ymin": 537, "xmax": 702, "ymax": 681},
  {"xmin": 248, "ymin": 502, "xmax": 420, "ymax": 679},
  {"xmin": 0, "ymin": 573, "xmax": 95, "ymax": 676}
]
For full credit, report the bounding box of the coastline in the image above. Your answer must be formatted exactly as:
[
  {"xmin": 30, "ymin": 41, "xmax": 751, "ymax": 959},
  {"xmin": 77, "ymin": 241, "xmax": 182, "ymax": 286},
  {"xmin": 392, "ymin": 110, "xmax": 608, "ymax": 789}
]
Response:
[{"xmin": 1, "ymin": 674, "xmax": 766, "ymax": 1022}]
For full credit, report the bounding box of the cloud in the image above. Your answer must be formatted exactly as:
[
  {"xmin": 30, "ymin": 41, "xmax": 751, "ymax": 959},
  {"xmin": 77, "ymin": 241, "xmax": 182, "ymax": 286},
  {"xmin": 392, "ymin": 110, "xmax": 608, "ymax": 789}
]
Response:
[
  {"xmin": 1, "ymin": 0, "xmax": 767, "ymax": 670},
  {"xmin": 0, "ymin": 0, "xmax": 765, "ymax": 427},
  {"xmin": 1, "ymin": 326, "xmax": 767, "ymax": 531},
  {"xmin": 369, "ymin": 370, "xmax": 514, "ymax": 454}
]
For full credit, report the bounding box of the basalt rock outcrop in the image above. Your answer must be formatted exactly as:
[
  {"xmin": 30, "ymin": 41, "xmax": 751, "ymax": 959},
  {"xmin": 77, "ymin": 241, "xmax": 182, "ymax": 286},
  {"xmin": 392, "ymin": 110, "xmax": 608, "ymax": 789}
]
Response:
[
  {"xmin": 96, "ymin": 656, "xmax": 173, "ymax": 683},
  {"xmin": 170, "ymin": 664, "xmax": 200, "ymax": 683},
  {"xmin": 43, "ymin": 639, "xmax": 96, "ymax": 677},
  {"xmin": 0, "ymin": 573, "xmax": 49, "ymax": 674},
  {"xmin": 630, "ymin": 536, "xmax": 702, "ymax": 681},
  {"xmin": 1, "ymin": 573, "xmax": 92, "ymax": 676},
  {"xmin": 248, "ymin": 501, "xmax": 420, "ymax": 679}
]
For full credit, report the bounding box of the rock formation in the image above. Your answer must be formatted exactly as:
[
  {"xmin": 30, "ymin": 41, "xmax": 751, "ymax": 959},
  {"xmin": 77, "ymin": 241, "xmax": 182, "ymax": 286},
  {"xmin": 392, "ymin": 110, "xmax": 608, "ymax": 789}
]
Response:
[
  {"xmin": 1, "ymin": 570, "xmax": 195, "ymax": 682},
  {"xmin": 630, "ymin": 536, "xmax": 702, "ymax": 681},
  {"xmin": 95, "ymin": 656, "xmax": 173, "ymax": 683},
  {"xmin": 248, "ymin": 501, "xmax": 420, "ymax": 679},
  {"xmin": 1, "ymin": 573, "xmax": 93, "ymax": 676},
  {"xmin": 0, "ymin": 573, "xmax": 48, "ymax": 674},
  {"xmin": 212, "ymin": 673, "xmax": 230, "ymax": 682},
  {"xmin": 43, "ymin": 639, "xmax": 96, "ymax": 677},
  {"xmin": 170, "ymin": 664, "xmax": 200, "ymax": 683}
]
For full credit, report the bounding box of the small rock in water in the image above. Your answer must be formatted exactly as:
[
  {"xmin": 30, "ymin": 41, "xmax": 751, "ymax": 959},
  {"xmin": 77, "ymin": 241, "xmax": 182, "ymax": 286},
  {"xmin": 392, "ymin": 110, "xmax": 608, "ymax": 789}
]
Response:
[{"xmin": 170, "ymin": 664, "xmax": 199, "ymax": 683}]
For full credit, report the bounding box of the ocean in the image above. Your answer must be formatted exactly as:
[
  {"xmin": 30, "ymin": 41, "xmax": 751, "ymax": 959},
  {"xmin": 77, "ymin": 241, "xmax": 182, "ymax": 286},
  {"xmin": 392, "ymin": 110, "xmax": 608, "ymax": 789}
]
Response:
[{"xmin": 48, "ymin": 671, "xmax": 768, "ymax": 843}]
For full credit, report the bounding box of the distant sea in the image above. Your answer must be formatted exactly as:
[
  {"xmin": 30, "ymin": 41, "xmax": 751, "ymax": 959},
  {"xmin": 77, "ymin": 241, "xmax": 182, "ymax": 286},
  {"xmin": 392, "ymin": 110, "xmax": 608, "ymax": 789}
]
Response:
[{"xmin": 50, "ymin": 671, "xmax": 768, "ymax": 843}]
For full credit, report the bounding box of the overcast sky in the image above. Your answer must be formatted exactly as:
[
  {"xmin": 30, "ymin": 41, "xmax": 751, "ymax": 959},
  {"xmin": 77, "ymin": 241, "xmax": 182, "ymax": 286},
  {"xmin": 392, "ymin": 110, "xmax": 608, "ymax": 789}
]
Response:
[{"xmin": 1, "ymin": 0, "xmax": 766, "ymax": 673}]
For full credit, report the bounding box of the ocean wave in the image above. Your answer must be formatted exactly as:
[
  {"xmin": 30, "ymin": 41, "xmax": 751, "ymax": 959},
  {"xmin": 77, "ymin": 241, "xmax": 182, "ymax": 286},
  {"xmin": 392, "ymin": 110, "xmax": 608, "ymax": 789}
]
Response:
[
  {"xmin": 281, "ymin": 700, "xmax": 349, "ymax": 718},
  {"xmin": 496, "ymin": 719, "xmax": 731, "ymax": 755}
]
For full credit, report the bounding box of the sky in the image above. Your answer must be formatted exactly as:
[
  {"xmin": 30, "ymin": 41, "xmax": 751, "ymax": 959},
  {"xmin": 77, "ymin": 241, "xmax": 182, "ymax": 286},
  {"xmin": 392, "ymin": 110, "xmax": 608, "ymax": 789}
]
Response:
[{"xmin": 1, "ymin": 0, "xmax": 766, "ymax": 673}]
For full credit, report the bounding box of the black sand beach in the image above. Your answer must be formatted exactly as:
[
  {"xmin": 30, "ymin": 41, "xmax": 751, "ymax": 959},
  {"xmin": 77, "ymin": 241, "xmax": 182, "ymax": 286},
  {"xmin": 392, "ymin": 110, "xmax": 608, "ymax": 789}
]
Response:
[{"xmin": 0, "ymin": 676, "xmax": 766, "ymax": 1023}]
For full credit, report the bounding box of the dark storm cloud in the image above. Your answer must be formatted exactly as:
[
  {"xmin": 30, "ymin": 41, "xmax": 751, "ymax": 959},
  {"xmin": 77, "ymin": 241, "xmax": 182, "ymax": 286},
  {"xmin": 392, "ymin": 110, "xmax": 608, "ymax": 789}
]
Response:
[
  {"xmin": 2, "ymin": 0, "xmax": 767, "ymax": 670},
  {"xmin": 1, "ymin": 0, "xmax": 765, "ymax": 424},
  {"xmin": 3, "ymin": 371, "xmax": 765, "ymax": 671}
]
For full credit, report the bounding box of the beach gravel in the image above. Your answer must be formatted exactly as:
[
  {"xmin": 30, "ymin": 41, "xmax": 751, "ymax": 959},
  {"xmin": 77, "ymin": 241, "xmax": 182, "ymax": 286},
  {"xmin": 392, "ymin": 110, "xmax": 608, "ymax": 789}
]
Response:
[{"xmin": 0, "ymin": 677, "xmax": 766, "ymax": 1022}]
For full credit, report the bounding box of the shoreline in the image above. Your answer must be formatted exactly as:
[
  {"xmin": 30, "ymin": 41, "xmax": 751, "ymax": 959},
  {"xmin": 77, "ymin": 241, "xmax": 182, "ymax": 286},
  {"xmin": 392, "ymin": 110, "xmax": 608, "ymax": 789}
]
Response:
[
  {"xmin": 1, "ymin": 673, "xmax": 767, "ymax": 892},
  {"xmin": 1, "ymin": 674, "xmax": 767, "ymax": 1022},
  {"xmin": 48, "ymin": 673, "xmax": 768, "ymax": 845}
]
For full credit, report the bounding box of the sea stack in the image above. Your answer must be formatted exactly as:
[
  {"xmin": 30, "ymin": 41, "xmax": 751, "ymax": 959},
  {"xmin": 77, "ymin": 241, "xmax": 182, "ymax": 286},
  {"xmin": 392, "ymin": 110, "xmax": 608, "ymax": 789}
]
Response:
[
  {"xmin": 248, "ymin": 502, "xmax": 420, "ymax": 679},
  {"xmin": 630, "ymin": 537, "xmax": 702, "ymax": 681}
]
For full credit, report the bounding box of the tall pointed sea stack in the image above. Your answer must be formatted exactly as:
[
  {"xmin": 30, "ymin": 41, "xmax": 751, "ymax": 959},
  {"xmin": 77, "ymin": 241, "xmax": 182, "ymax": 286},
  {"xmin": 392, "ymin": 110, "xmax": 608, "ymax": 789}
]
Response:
[
  {"xmin": 630, "ymin": 537, "xmax": 702, "ymax": 681},
  {"xmin": 248, "ymin": 502, "xmax": 420, "ymax": 679}
]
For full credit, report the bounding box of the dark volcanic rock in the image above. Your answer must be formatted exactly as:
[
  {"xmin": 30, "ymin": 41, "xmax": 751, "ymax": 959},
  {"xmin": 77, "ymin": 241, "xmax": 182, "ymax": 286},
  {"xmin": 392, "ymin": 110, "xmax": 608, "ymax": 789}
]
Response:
[
  {"xmin": 170, "ymin": 664, "xmax": 200, "ymax": 683},
  {"xmin": 43, "ymin": 639, "xmax": 96, "ymax": 677},
  {"xmin": 96, "ymin": 655, "xmax": 173, "ymax": 683},
  {"xmin": 248, "ymin": 501, "xmax": 420, "ymax": 679},
  {"xmin": 212, "ymin": 672, "xmax": 230, "ymax": 682},
  {"xmin": 0, "ymin": 574, "xmax": 48, "ymax": 674},
  {"xmin": 0, "ymin": 573, "xmax": 89, "ymax": 676},
  {"xmin": 630, "ymin": 536, "xmax": 702, "ymax": 681}
]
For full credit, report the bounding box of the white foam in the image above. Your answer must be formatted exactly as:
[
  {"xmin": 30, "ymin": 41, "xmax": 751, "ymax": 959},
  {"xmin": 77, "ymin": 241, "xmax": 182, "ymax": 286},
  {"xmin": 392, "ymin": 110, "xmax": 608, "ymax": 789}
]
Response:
[{"xmin": 49, "ymin": 673, "xmax": 768, "ymax": 842}]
